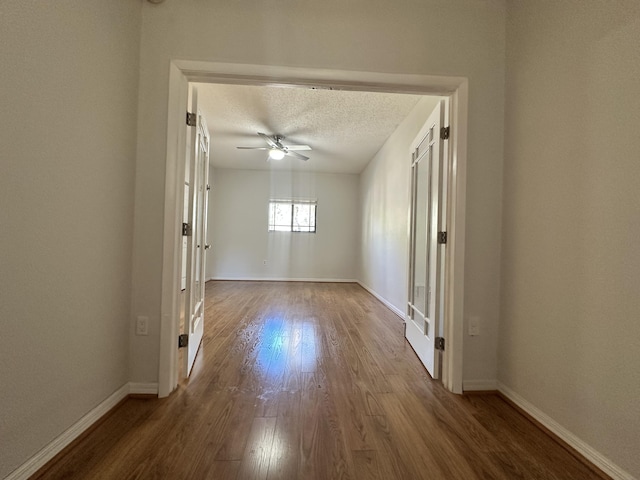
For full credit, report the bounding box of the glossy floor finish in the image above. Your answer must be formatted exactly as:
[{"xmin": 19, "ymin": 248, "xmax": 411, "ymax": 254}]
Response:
[{"xmin": 36, "ymin": 281, "xmax": 603, "ymax": 479}]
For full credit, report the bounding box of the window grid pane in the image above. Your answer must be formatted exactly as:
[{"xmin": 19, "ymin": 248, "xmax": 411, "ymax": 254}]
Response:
[{"xmin": 269, "ymin": 201, "xmax": 316, "ymax": 233}]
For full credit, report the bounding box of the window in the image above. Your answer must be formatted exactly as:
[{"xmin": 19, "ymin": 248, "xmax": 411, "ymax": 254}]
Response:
[{"xmin": 268, "ymin": 200, "xmax": 317, "ymax": 233}]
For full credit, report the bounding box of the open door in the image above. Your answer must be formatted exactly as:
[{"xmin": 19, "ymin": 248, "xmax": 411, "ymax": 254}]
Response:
[
  {"xmin": 406, "ymin": 100, "xmax": 447, "ymax": 379},
  {"xmin": 182, "ymin": 86, "xmax": 210, "ymax": 377}
]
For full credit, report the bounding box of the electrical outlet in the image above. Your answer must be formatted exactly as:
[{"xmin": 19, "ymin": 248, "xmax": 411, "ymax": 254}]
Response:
[
  {"xmin": 263, "ymin": 260, "xmax": 268, "ymax": 265},
  {"xmin": 136, "ymin": 316, "xmax": 149, "ymax": 336},
  {"xmin": 469, "ymin": 316, "xmax": 480, "ymax": 336}
]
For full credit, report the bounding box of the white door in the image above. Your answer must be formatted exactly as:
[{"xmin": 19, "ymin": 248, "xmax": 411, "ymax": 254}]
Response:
[
  {"xmin": 182, "ymin": 87, "xmax": 210, "ymax": 377},
  {"xmin": 406, "ymin": 100, "xmax": 446, "ymax": 379},
  {"xmin": 181, "ymin": 184, "xmax": 189, "ymax": 291}
]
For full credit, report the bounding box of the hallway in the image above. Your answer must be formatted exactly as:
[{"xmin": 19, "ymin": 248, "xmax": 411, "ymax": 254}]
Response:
[{"xmin": 34, "ymin": 282, "xmax": 602, "ymax": 479}]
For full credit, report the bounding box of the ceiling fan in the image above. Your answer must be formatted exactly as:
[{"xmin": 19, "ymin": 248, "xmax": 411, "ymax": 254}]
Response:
[{"xmin": 236, "ymin": 132, "xmax": 312, "ymax": 161}]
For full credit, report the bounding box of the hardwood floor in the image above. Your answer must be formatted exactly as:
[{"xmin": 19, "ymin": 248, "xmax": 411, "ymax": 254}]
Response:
[{"xmin": 35, "ymin": 281, "xmax": 604, "ymax": 479}]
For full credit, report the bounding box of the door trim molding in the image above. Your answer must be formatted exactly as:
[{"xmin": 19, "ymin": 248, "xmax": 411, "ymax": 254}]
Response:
[{"xmin": 159, "ymin": 61, "xmax": 468, "ymax": 397}]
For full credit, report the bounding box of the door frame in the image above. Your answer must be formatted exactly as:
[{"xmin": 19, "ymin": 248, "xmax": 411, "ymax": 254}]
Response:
[{"xmin": 158, "ymin": 60, "xmax": 468, "ymax": 397}]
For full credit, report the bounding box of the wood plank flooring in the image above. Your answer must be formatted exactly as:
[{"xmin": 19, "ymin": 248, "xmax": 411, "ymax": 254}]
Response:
[{"xmin": 34, "ymin": 281, "xmax": 604, "ymax": 480}]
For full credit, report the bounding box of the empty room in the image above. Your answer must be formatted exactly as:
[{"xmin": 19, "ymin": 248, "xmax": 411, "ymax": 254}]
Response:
[{"xmin": 1, "ymin": 1, "xmax": 639, "ymax": 479}]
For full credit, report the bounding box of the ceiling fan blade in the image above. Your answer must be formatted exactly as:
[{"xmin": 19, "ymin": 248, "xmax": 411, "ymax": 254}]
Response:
[
  {"xmin": 239, "ymin": 133, "xmax": 310, "ymax": 161},
  {"xmin": 286, "ymin": 150, "xmax": 309, "ymax": 161},
  {"xmin": 284, "ymin": 145, "xmax": 312, "ymax": 151},
  {"xmin": 257, "ymin": 132, "xmax": 279, "ymax": 149}
]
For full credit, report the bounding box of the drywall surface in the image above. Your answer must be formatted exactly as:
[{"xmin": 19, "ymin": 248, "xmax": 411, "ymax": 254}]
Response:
[
  {"xmin": 0, "ymin": 1, "xmax": 141, "ymax": 477},
  {"xmin": 131, "ymin": 0, "xmax": 505, "ymax": 384},
  {"xmin": 501, "ymin": 2, "xmax": 640, "ymax": 476},
  {"xmin": 207, "ymin": 169, "xmax": 358, "ymax": 281},
  {"xmin": 359, "ymin": 97, "xmax": 441, "ymax": 311}
]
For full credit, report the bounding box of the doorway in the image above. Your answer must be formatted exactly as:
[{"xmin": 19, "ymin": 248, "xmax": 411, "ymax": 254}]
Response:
[{"xmin": 158, "ymin": 62, "xmax": 468, "ymax": 397}]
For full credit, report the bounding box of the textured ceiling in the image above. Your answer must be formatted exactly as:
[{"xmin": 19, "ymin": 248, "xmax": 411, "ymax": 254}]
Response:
[{"xmin": 194, "ymin": 83, "xmax": 425, "ymax": 174}]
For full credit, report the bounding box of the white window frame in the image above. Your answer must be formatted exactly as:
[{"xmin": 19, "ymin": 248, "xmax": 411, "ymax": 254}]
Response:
[{"xmin": 268, "ymin": 199, "xmax": 317, "ymax": 233}]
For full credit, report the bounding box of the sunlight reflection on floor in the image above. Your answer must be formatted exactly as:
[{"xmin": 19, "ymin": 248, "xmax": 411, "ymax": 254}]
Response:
[{"xmin": 255, "ymin": 315, "xmax": 318, "ymax": 380}]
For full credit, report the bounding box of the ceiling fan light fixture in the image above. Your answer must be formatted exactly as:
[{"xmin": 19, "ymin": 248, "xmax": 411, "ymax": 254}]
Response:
[
  {"xmin": 269, "ymin": 148, "xmax": 286, "ymax": 160},
  {"xmin": 237, "ymin": 133, "xmax": 310, "ymax": 161}
]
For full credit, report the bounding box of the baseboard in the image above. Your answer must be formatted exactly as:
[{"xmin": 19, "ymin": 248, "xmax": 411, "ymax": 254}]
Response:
[
  {"xmin": 211, "ymin": 276, "xmax": 358, "ymax": 283},
  {"xmin": 497, "ymin": 382, "xmax": 633, "ymax": 480},
  {"xmin": 129, "ymin": 382, "xmax": 159, "ymax": 396},
  {"xmin": 463, "ymin": 379, "xmax": 497, "ymax": 391},
  {"xmin": 356, "ymin": 281, "xmax": 405, "ymax": 319},
  {"xmin": 6, "ymin": 382, "xmax": 160, "ymax": 480},
  {"xmin": 5, "ymin": 384, "xmax": 130, "ymax": 480}
]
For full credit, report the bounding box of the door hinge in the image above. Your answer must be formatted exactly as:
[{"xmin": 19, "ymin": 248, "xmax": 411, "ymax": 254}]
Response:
[
  {"xmin": 440, "ymin": 126, "xmax": 450, "ymax": 140},
  {"xmin": 437, "ymin": 231, "xmax": 447, "ymax": 244},
  {"xmin": 182, "ymin": 222, "xmax": 192, "ymax": 236},
  {"xmin": 186, "ymin": 112, "xmax": 197, "ymax": 127},
  {"xmin": 435, "ymin": 337, "xmax": 445, "ymax": 351},
  {"xmin": 178, "ymin": 334, "xmax": 188, "ymax": 348},
  {"xmin": 206, "ymin": 184, "xmax": 211, "ymax": 191}
]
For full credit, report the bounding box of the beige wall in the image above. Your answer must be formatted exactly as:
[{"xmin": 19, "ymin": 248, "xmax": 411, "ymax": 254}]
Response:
[
  {"xmin": 500, "ymin": 1, "xmax": 640, "ymax": 476},
  {"xmin": 3, "ymin": 1, "xmax": 635, "ymax": 477},
  {"xmin": 131, "ymin": 0, "xmax": 506, "ymax": 385},
  {"xmin": 207, "ymin": 169, "xmax": 359, "ymax": 281},
  {"xmin": 0, "ymin": 1, "xmax": 141, "ymax": 477}
]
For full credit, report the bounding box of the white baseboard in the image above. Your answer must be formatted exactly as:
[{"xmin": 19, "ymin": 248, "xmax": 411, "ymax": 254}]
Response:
[
  {"xmin": 211, "ymin": 276, "xmax": 358, "ymax": 283},
  {"xmin": 356, "ymin": 281, "xmax": 405, "ymax": 319},
  {"xmin": 6, "ymin": 382, "xmax": 159, "ymax": 480},
  {"xmin": 463, "ymin": 379, "xmax": 497, "ymax": 391},
  {"xmin": 497, "ymin": 382, "xmax": 634, "ymax": 480},
  {"xmin": 129, "ymin": 382, "xmax": 159, "ymax": 395},
  {"xmin": 5, "ymin": 384, "xmax": 130, "ymax": 480}
]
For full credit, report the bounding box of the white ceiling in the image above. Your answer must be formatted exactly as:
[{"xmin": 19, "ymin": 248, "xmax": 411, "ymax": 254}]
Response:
[{"xmin": 194, "ymin": 83, "xmax": 426, "ymax": 175}]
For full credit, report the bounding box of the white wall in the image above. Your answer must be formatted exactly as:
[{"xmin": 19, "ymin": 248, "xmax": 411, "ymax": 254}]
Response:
[
  {"xmin": 359, "ymin": 97, "xmax": 441, "ymax": 314},
  {"xmin": 131, "ymin": 0, "xmax": 505, "ymax": 385},
  {"xmin": 0, "ymin": 1, "xmax": 141, "ymax": 478},
  {"xmin": 207, "ymin": 169, "xmax": 358, "ymax": 281},
  {"xmin": 500, "ymin": 2, "xmax": 640, "ymax": 477}
]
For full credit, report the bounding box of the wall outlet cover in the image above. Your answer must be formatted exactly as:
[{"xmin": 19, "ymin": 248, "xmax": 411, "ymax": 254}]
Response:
[
  {"xmin": 469, "ymin": 316, "xmax": 480, "ymax": 336},
  {"xmin": 136, "ymin": 316, "xmax": 149, "ymax": 336}
]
